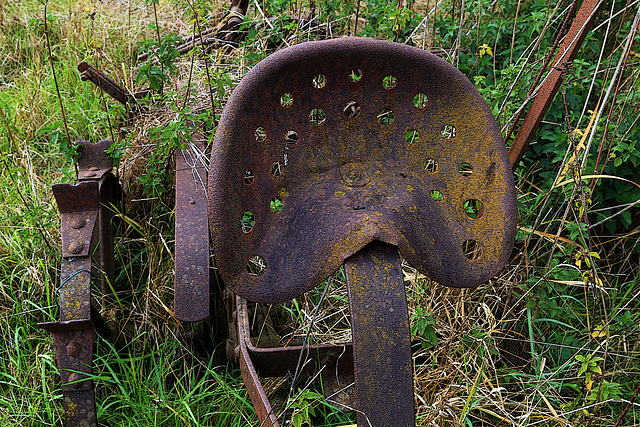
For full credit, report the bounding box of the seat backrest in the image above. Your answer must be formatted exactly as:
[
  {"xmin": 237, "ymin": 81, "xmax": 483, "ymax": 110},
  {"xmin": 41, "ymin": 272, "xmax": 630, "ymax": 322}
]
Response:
[{"xmin": 208, "ymin": 37, "xmax": 516, "ymax": 303}]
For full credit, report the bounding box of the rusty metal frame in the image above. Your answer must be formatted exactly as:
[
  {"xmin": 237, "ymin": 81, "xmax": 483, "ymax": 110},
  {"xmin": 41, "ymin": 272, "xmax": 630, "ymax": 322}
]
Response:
[
  {"xmin": 38, "ymin": 140, "xmax": 121, "ymax": 427},
  {"xmin": 508, "ymin": 0, "xmax": 601, "ymax": 167},
  {"xmin": 174, "ymin": 131, "xmax": 211, "ymax": 322},
  {"xmin": 233, "ymin": 295, "xmax": 355, "ymax": 427}
]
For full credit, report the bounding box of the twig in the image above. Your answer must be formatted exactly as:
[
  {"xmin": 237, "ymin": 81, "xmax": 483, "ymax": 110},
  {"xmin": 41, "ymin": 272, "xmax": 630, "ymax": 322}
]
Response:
[
  {"xmin": 43, "ymin": 1, "xmax": 76, "ymax": 176},
  {"xmin": 185, "ymin": 0, "xmax": 217, "ymax": 126},
  {"xmin": 613, "ymin": 381, "xmax": 640, "ymax": 427}
]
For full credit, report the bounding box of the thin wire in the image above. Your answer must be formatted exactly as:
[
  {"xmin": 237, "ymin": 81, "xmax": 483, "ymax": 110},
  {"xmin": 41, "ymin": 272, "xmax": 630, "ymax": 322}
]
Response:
[{"xmin": 55, "ymin": 269, "xmax": 99, "ymax": 294}]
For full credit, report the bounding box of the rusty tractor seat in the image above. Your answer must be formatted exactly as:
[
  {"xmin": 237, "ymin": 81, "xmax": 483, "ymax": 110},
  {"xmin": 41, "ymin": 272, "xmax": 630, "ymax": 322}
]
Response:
[{"xmin": 208, "ymin": 37, "xmax": 516, "ymax": 426}]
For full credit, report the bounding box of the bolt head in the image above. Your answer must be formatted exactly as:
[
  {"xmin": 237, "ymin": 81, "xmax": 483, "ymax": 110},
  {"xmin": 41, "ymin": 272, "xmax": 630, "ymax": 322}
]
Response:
[
  {"xmin": 67, "ymin": 341, "xmax": 82, "ymax": 358},
  {"xmin": 68, "ymin": 240, "xmax": 84, "ymax": 255},
  {"xmin": 70, "ymin": 219, "xmax": 86, "ymax": 229},
  {"xmin": 67, "ymin": 372, "xmax": 83, "ymax": 390}
]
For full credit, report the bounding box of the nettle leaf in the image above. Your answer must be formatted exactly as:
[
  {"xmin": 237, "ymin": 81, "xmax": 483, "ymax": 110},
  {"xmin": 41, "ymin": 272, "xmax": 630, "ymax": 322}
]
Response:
[{"xmin": 577, "ymin": 363, "xmax": 588, "ymax": 377}]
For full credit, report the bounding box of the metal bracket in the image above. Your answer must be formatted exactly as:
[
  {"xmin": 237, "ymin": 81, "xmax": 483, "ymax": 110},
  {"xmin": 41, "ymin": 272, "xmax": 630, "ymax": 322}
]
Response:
[
  {"xmin": 38, "ymin": 140, "xmax": 121, "ymax": 427},
  {"xmin": 234, "ymin": 295, "xmax": 355, "ymax": 427},
  {"xmin": 174, "ymin": 133, "xmax": 211, "ymax": 322}
]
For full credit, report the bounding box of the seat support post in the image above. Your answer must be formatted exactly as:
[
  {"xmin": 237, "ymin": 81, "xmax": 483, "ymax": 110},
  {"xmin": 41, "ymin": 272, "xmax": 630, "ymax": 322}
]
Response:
[{"xmin": 345, "ymin": 241, "xmax": 415, "ymax": 427}]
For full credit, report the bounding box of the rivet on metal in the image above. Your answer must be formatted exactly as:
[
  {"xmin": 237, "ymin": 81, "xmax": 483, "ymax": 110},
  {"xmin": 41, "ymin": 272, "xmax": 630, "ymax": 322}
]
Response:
[
  {"xmin": 67, "ymin": 341, "xmax": 82, "ymax": 358},
  {"xmin": 68, "ymin": 240, "xmax": 84, "ymax": 255},
  {"xmin": 68, "ymin": 372, "xmax": 83, "ymax": 390},
  {"xmin": 70, "ymin": 219, "xmax": 86, "ymax": 229}
]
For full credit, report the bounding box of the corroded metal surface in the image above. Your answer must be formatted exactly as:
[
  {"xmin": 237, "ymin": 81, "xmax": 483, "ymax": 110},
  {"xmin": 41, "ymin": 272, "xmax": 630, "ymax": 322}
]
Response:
[
  {"xmin": 78, "ymin": 62, "xmax": 135, "ymax": 106},
  {"xmin": 38, "ymin": 320, "xmax": 96, "ymax": 427},
  {"xmin": 508, "ymin": 0, "xmax": 601, "ymax": 167},
  {"xmin": 234, "ymin": 295, "xmax": 355, "ymax": 426},
  {"xmin": 38, "ymin": 141, "xmax": 120, "ymax": 427},
  {"xmin": 174, "ymin": 137, "xmax": 210, "ymax": 322},
  {"xmin": 76, "ymin": 139, "xmax": 114, "ymax": 181},
  {"xmin": 209, "ymin": 37, "xmax": 517, "ymax": 304},
  {"xmin": 345, "ymin": 241, "xmax": 414, "ymax": 426},
  {"xmin": 236, "ymin": 297, "xmax": 279, "ymax": 427},
  {"xmin": 54, "ymin": 181, "xmax": 100, "ymax": 259}
]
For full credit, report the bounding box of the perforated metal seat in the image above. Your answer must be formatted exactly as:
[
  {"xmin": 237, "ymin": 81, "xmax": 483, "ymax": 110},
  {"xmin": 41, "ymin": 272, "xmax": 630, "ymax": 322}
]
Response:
[{"xmin": 208, "ymin": 37, "xmax": 516, "ymax": 426}]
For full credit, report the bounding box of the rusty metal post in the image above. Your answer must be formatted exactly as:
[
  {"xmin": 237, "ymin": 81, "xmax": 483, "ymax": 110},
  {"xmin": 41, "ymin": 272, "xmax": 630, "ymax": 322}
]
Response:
[
  {"xmin": 345, "ymin": 241, "xmax": 414, "ymax": 427},
  {"xmin": 508, "ymin": 0, "xmax": 601, "ymax": 167},
  {"xmin": 38, "ymin": 140, "xmax": 120, "ymax": 427},
  {"xmin": 174, "ymin": 131, "xmax": 211, "ymax": 322}
]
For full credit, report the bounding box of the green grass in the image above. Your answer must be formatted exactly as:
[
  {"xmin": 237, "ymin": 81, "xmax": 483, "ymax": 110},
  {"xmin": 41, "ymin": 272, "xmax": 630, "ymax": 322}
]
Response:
[{"xmin": 1, "ymin": 0, "xmax": 640, "ymax": 426}]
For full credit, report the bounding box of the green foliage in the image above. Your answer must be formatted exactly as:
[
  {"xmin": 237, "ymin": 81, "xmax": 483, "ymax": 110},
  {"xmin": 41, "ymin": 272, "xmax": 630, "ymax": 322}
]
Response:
[
  {"xmin": 410, "ymin": 306, "xmax": 438, "ymax": 348},
  {"xmin": 288, "ymin": 389, "xmax": 325, "ymax": 427},
  {"xmin": 136, "ymin": 33, "xmax": 183, "ymax": 93}
]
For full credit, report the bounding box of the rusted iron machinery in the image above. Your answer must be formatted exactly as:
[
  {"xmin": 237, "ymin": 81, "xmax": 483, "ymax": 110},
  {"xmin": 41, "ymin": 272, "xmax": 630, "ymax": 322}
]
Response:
[{"xmin": 40, "ymin": 0, "xmax": 602, "ymax": 424}]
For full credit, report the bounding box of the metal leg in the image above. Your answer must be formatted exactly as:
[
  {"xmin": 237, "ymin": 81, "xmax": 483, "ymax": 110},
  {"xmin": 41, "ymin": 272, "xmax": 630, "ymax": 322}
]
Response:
[
  {"xmin": 345, "ymin": 241, "xmax": 415, "ymax": 427},
  {"xmin": 38, "ymin": 140, "xmax": 120, "ymax": 427},
  {"xmin": 174, "ymin": 136, "xmax": 210, "ymax": 322}
]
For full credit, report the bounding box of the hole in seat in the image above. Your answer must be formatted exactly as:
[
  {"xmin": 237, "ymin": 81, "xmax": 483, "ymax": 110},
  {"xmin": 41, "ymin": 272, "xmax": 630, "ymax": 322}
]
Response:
[
  {"xmin": 458, "ymin": 163, "xmax": 473, "ymax": 176},
  {"xmin": 405, "ymin": 129, "xmax": 420, "ymax": 145},
  {"xmin": 244, "ymin": 170, "xmax": 254, "ymax": 185},
  {"xmin": 383, "ymin": 75, "xmax": 397, "ymax": 90},
  {"xmin": 313, "ymin": 74, "xmax": 326, "ymax": 89},
  {"xmin": 343, "ymin": 101, "xmax": 361, "ymax": 118},
  {"xmin": 247, "ymin": 255, "xmax": 267, "ymax": 276},
  {"xmin": 280, "ymin": 93, "xmax": 293, "ymax": 108},
  {"xmin": 255, "ymin": 127, "xmax": 267, "ymax": 142},
  {"xmin": 377, "ymin": 108, "xmax": 394, "ymax": 126},
  {"xmin": 241, "ymin": 211, "xmax": 255, "ymax": 233},
  {"xmin": 424, "ymin": 158, "xmax": 438, "ymax": 172},
  {"xmin": 463, "ymin": 240, "xmax": 482, "ymax": 260},
  {"xmin": 270, "ymin": 161, "xmax": 283, "ymax": 176},
  {"xmin": 463, "ymin": 199, "xmax": 484, "ymax": 219},
  {"xmin": 309, "ymin": 108, "xmax": 326, "ymax": 125},
  {"xmin": 441, "ymin": 125, "xmax": 456, "ymax": 139},
  {"xmin": 270, "ymin": 197, "xmax": 283, "ymax": 213},
  {"xmin": 285, "ymin": 130, "xmax": 299, "ymax": 148},
  {"xmin": 413, "ymin": 93, "xmax": 428, "ymax": 108}
]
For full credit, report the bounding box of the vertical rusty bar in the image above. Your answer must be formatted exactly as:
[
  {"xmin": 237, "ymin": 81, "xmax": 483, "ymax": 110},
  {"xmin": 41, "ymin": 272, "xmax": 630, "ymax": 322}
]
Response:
[
  {"xmin": 174, "ymin": 137, "xmax": 210, "ymax": 322},
  {"xmin": 39, "ymin": 320, "xmax": 96, "ymax": 427},
  {"xmin": 508, "ymin": 0, "xmax": 601, "ymax": 167},
  {"xmin": 38, "ymin": 141, "xmax": 120, "ymax": 427},
  {"xmin": 344, "ymin": 241, "xmax": 415, "ymax": 427}
]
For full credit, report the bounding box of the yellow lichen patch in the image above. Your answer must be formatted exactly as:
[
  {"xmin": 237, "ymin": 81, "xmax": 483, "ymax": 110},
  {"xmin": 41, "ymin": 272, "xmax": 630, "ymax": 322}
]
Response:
[
  {"xmin": 65, "ymin": 398, "xmax": 78, "ymax": 416},
  {"xmin": 406, "ymin": 184, "xmax": 414, "ymax": 192},
  {"xmin": 334, "ymin": 190, "xmax": 345, "ymax": 197}
]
